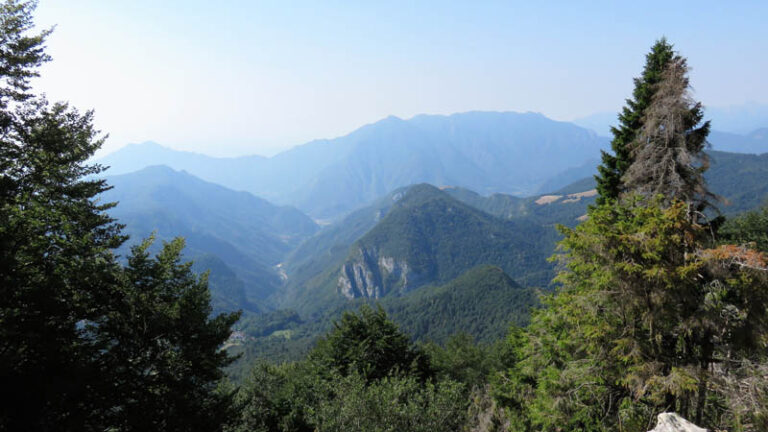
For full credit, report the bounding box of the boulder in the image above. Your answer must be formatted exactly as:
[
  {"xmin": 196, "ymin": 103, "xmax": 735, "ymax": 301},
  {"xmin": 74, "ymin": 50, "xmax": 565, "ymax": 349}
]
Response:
[{"xmin": 648, "ymin": 413, "xmax": 708, "ymax": 432}]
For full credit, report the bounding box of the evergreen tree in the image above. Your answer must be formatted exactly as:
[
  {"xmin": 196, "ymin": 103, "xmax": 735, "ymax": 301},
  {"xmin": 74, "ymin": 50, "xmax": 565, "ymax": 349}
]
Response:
[
  {"xmin": 0, "ymin": 2, "xmax": 239, "ymax": 430},
  {"xmin": 622, "ymin": 56, "xmax": 713, "ymax": 211},
  {"xmin": 0, "ymin": 2, "xmax": 123, "ymax": 427},
  {"xmin": 0, "ymin": 97, "xmax": 126, "ymax": 430},
  {"xmin": 231, "ymin": 306, "xmax": 472, "ymax": 432},
  {"xmin": 595, "ymin": 38, "xmax": 675, "ymax": 204},
  {"xmin": 308, "ymin": 305, "xmax": 432, "ymax": 382},
  {"xmin": 496, "ymin": 43, "xmax": 768, "ymax": 431},
  {"xmin": 495, "ymin": 202, "xmax": 768, "ymax": 431},
  {"xmin": 101, "ymin": 237, "xmax": 241, "ymax": 432},
  {"xmin": 309, "ymin": 372, "xmax": 467, "ymax": 432}
]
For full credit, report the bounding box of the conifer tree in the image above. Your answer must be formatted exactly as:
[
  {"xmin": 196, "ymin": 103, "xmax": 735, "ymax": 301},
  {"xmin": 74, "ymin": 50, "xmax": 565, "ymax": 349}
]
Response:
[
  {"xmin": 0, "ymin": 2, "xmax": 239, "ymax": 430},
  {"xmin": 595, "ymin": 38, "xmax": 675, "ymax": 204},
  {"xmin": 308, "ymin": 305, "xmax": 431, "ymax": 382},
  {"xmin": 622, "ymin": 56, "xmax": 713, "ymax": 211},
  {"xmin": 100, "ymin": 237, "xmax": 241, "ymax": 432},
  {"xmin": 0, "ymin": 1, "xmax": 122, "ymax": 428},
  {"xmin": 497, "ymin": 42, "xmax": 768, "ymax": 431}
]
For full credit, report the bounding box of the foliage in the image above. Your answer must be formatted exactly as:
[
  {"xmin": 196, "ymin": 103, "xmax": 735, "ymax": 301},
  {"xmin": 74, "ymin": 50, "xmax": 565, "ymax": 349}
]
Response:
[
  {"xmin": 309, "ymin": 372, "xmax": 468, "ymax": 432},
  {"xmin": 424, "ymin": 333, "xmax": 509, "ymax": 390},
  {"xmin": 595, "ymin": 38, "xmax": 675, "ymax": 204},
  {"xmin": 622, "ymin": 56, "xmax": 714, "ymax": 211},
  {"xmin": 720, "ymin": 203, "xmax": 768, "ymax": 251},
  {"xmin": 384, "ymin": 265, "xmax": 538, "ymax": 344},
  {"xmin": 495, "ymin": 198, "xmax": 768, "ymax": 431},
  {"xmin": 99, "ymin": 237, "xmax": 241, "ymax": 431},
  {"xmin": 238, "ymin": 309, "xmax": 303, "ymax": 338},
  {"xmin": 308, "ymin": 304, "xmax": 432, "ymax": 382},
  {"xmin": 0, "ymin": 0, "xmax": 50, "ymax": 109},
  {"xmin": 230, "ymin": 306, "xmax": 474, "ymax": 432},
  {"xmin": 228, "ymin": 265, "xmax": 538, "ymax": 373},
  {"xmin": 230, "ymin": 362, "xmax": 317, "ymax": 432},
  {"xmin": 0, "ymin": 2, "xmax": 239, "ymax": 430},
  {"xmin": 0, "ymin": 2, "xmax": 122, "ymax": 427},
  {"xmin": 0, "ymin": 100, "xmax": 119, "ymax": 428}
]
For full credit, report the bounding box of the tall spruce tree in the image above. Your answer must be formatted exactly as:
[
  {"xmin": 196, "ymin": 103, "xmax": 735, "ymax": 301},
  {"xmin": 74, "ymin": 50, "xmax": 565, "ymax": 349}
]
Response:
[
  {"xmin": 623, "ymin": 56, "xmax": 713, "ymax": 212},
  {"xmin": 495, "ymin": 43, "xmax": 768, "ymax": 431},
  {"xmin": 595, "ymin": 38, "xmax": 675, "ymax": 204}
]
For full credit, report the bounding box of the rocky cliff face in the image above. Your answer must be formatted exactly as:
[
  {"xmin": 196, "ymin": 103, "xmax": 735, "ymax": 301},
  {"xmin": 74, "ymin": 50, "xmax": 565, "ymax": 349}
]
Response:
[{"xmin": 337, "ymin": 247, "xmax": 419, "ymax": 299}]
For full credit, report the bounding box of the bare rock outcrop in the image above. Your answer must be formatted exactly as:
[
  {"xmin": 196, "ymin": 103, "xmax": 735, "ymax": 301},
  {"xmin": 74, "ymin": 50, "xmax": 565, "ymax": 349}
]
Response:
[
  {"xmin": 648, "ymin": 413, "xmax": 707, "ymax": 432},
  {"xmin": 337, "ymin": 247, "xmax": 416, "ymax": 299}
]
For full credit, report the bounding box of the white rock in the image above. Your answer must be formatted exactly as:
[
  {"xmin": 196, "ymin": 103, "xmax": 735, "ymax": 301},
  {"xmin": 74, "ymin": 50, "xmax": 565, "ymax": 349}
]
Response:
[{"xmin": 649, "ymin": 413, "xmax": 708, "ymax": 432}]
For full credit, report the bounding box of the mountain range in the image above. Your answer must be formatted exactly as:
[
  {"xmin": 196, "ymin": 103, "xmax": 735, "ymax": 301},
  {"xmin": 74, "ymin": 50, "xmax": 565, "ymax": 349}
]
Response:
[
  {"xmin": 277, "ymin": 184, "xmax": 559, "ymax": 317},
  {"xmin": 102, "ymin": 166, "xmax": 319, "ymax": 309},
  {"xmin": 99, "ymin": 111, "xmax": 610, "ymax": 219},
  {"xmin": 100, "ymin": 152, "xmax": 768, "ymax": 317},
  {"xmin": 96, "ymin": 111, "xmax": 768, "ymax": 360},
  {"xmin": 100, "ymin": 111, "xmax": 767, "ymax": 223}
]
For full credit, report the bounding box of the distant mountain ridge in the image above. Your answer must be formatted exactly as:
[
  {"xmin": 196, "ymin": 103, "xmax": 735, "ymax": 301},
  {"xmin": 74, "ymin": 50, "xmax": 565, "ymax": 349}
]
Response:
[
  {"xmin": 99, "ymin": 111, "xmax": 609, "ymax": 219},
  {"xmin": 707, "ymin": 129, "xmax": 768, "ymax": 155},
  {"xmin": 101, "ymin": 148, "xmax": 768, "ymax": 317},
  {"xmin": 102, "ymin": 165, "xmax": 319, "ymax": 305}
]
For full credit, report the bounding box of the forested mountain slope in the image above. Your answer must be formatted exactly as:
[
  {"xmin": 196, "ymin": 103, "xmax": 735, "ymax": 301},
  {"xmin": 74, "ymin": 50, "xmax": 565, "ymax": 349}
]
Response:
[
  {"xmin": 103, "ymin": 165, "xmax": 319, "ymax": 303},
  {"xmin": 382, "ymin": 265, "xmax": 538, "ymax": 343},
  {"xmin": 281, "ymin": 184, "xmax": 558, "ymax": 317},
  {"xmin": 278, "ymin": 148, "xmax": 768, "ymax": 317},
  {"xmin": 231, "ymin": 265, "xmax": 539, "ymax": 367},
  {"xmin": 706, "ymin": 150, "xmax": 768, "ymax": 213}
]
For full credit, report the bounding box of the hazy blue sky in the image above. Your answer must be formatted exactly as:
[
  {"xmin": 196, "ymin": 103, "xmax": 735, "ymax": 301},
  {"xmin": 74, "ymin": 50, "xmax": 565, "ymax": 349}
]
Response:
[{"xmin": 33, "ymin": 1, "xmax": 768, "ymax": 157}]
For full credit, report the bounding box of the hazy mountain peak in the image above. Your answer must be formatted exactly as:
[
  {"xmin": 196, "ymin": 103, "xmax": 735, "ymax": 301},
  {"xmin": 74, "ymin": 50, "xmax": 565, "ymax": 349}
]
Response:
[
  {"xmin": 105, "ymin": 141, "xmax": 200, "ymax": 159},
  {"xmin": 108, "ymin": 164, "xmax": 213, "ymax": 188}
]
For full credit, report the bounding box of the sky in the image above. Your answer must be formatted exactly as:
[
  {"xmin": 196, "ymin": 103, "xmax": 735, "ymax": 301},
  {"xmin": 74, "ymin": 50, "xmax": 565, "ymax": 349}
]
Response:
[{"xmin": 32, "ymin": 0, "xmax": 768, "ymax": 157}]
